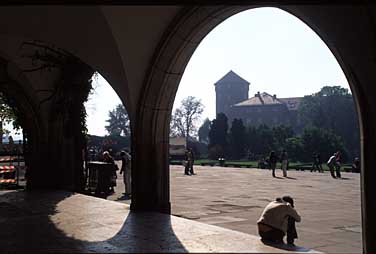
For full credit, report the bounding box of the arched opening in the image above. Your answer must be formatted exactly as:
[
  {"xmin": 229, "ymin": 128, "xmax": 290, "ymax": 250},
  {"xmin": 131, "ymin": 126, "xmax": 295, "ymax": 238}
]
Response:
[
  {"xmin": 84, "ymin": 72, "xmax": 132, "ymax": 201},
  {"xmin": 139, "ymin": 6, "xmax": 363, "ymax": 253}
]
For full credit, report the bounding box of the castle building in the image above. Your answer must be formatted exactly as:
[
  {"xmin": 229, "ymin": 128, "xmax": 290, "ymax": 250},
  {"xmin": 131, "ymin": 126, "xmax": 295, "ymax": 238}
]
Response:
[{"xmin": 215, "ymin": 71, "xmax": 303, "ymax": 131}]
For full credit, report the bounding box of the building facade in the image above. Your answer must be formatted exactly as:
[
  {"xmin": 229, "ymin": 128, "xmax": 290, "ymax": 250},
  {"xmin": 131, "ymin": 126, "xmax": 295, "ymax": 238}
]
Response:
[{"xmin": 215, "ymin": 71, "xmax": 303, "ymax": 131}]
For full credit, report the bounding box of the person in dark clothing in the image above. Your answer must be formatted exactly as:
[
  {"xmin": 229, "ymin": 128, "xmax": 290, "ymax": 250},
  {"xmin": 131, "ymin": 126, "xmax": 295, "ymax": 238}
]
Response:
[
  {"xmin": 102, "ymin": 151, "xmax": 118, "ymax": 193},
  {"xmin": 188, "ymin": 148, "xmax": 195, "ymax": 175},
  {"xmin": 184, "ymin": 149, "xmax": 190, "ymax": 175},
  {"xmin": 269, "ymin": 151, "xmax": 278, "ymax": 177},
  {"xmin": 352, "ymin": 157, "xmax": 360, "ymax": 173},
  {"xmin": 282, "ymin": 196, "xmax": 298, "ymax": 246},
  {"xmin": 311, "ymin": 153, "xmax": 323, "ymax": 173},
  {"xmin": 335, "ymin": 151, "xmax": 342, "ymax": 178}
]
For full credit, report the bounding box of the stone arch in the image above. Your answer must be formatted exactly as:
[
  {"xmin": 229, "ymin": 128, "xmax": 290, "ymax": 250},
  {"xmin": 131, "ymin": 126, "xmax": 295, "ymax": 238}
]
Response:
[
  {"xmin": 134, "ymin": 5, "xmax": 373, "ymax": 252},
  {"xmin": 0, "ymin": 38, "xmax": 97, "ymax": 191},
  {"xmin": 0, "ymin": 56, "xmax": 45, "ymax": 190}
]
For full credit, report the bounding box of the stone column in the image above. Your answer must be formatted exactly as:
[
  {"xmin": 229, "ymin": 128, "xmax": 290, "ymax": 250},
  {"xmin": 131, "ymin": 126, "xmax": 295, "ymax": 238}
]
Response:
[{"xmin": 130, "ymin": 106, "xmax": 171, "ymax": 214}]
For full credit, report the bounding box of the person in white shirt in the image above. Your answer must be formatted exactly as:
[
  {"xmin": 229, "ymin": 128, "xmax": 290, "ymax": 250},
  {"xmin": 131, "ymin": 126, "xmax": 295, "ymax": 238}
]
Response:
[
  {"xmin": 327, "ymin": 153, "xmax": 337, "ymax": 178},
  {"xmin": 120, "ymin": 150, "xmax": 132, "ymax": 197},
  {"xmin": 257, "ymin": 196, "xmax": 301, "ymax": 245}
]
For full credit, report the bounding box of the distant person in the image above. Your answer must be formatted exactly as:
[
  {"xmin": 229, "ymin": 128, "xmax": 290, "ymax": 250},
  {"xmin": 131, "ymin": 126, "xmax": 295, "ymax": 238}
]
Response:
[
  {"xmin": 184, "ymin": 149, "xmax": 190, "ymax": 175},
  {"xmin": 120, "ymin": 150, "xmax": 132, "ymax": 196},
  {"xmin": 327, "ymin": 153, "xmax": 337, "ymax": 178},
  {"xmin": 335, "ymin": 151, "xmax": 342, "ymax": 178},
  {"xmin": 311, "ymin": 153, "xmax": 323, "ymax": 173},
  {"xmin": 102, "ymin": 151, "xmax": 118, "ymax": 193},
  {"xmin": 280, "ymin": 150, "xmax": 288, "ymax": 177},
  {"xmin": 352, "ymin": 157, "xmax": 360, "ymax": 173},
  {"xmin": 257, "ymin": 196, "xmax": 301, "ymax": 245},
  {"xmin": 269, "ymin": 151, "xmax": 278, "ymax": 177},
  {"xmin": 188, "ymin": 148, "xmax": 195, "ymax": 175}
]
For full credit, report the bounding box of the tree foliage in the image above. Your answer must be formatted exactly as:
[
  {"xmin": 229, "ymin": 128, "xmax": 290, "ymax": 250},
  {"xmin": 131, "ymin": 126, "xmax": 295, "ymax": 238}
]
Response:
[
  {"xmin": 170, "ymin": 96, "xmax": 204, "ymax": 140},
  {"xmin": 300, "ymin": 126, "xmax": 347, "ymax": 162},
  {"xmin": 105, "ymin": 104, "xmax": 130, "ymax": 137},
  {"xmin": 209, "ymin": 113, "xmax": 228, "ymax": 148},
  {"xmin": 198, "ymin": 118, "xmax": 211, "ymax": 144},
  {"xmin": 0, "ymin": 92, "xmax": 21, "ymax": 143},
  {"xmin": 229, "ymin": 119, "xmax": 246, "ymax": 159},
  {"xmin": 298, "ymin": 86, "xmax": 359, "ymax": 158}
]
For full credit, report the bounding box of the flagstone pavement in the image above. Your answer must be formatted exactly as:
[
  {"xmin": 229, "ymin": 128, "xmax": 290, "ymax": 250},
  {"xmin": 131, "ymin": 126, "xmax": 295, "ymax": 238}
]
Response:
[{"xmin": 110, "ymin": 164, "xmax": 362, "ymax": 253}]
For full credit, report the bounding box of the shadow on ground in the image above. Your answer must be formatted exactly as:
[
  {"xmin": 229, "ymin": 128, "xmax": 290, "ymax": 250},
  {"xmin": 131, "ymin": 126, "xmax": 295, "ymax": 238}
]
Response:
[
  {"xmin": 0, "ymin": 190, "xmax": 187, "ymax": 253},
  {"xmin": 261, "ymin": 239, "xmax": 313, "ymax": 252}
]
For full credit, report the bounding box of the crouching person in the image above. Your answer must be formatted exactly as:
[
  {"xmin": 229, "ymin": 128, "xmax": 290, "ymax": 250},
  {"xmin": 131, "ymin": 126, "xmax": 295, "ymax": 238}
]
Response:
[{"xmin": 257, "ymin": 196, "xmax": 301, "ymax": 246}]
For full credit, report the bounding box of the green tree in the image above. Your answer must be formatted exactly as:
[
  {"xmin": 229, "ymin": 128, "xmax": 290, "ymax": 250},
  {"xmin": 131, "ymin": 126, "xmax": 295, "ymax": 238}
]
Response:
[
  {"xmin": 105, "ymin": 104, "xmax": 130, "ymax": 137},
  {"xmin": 0, "ymin": 92, "xmax": 20, "ymax": 144},
  {"xmin": 272, "ymin": 125, "xmax": 294, "ymax": 149},
  {"xmin": 170, "ymin": 96, "xmax": 204, "ymax": 142},
  {"xmin": 284, "ymin": 137, "xmax": 304, "ymax": 162},
  {"xmin": 301, "ymin": 126, "xmax": 347, "ymax": 162},
  {"xmin": 298, "ymin": 86, "xmax": 359, "ymax": 159},
  {"xmin": 208, "ymin": 113, "xmax": 228, "ymax": 158},
  {"xmin": 245, "ymin": 124, "xmax": 276, "ymax": 158},
  {"xmin": 198, "ymin": 118, "xmax": 211, "ymax": 144},
  {"xmin": 256, "ymin": 124, "xmax": 275, "ymax": 156},
  {"xmin": 229, "ymin": 118, "xmax": 246, "ymax": 159}
]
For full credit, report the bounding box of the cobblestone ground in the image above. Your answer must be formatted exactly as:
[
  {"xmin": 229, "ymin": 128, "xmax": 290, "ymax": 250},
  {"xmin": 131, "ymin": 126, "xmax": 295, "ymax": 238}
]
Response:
[{"xmin": 109, "ymin": 164, "xmax": 362, "ymax": 253}]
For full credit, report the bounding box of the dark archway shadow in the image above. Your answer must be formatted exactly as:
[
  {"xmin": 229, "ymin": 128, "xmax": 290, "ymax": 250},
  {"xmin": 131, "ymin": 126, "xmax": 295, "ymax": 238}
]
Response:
[{"xmin": 0, "ymin": 190, "xmax": 187, "ymax": 253}]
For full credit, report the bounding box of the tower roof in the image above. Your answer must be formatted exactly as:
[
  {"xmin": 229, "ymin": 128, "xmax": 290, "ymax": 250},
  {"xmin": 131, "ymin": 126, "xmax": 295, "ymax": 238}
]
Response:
[{"xmin": 214, "ymin": 70, "xmax": 250, "ymax": 86}]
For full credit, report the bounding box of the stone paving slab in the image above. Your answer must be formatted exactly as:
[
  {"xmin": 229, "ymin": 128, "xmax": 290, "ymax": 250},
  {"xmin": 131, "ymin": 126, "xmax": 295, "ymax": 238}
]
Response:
[{"xmin": 0, "ymin": 190, "xmax": 319, "ymax": 253}]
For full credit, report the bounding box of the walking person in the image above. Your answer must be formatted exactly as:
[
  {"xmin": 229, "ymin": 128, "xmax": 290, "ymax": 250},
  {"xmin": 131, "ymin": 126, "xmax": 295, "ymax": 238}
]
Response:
[
  {"xmin": 184, "ymin": 149, "xmax": 190, "ymax": 175},
  {"xmin": 280, "ymin": 150, "xmax": 288, "ymax": 177},
  {"xmin": 316, "ymin": 153, "xmax": 323, "ymax": 173},
  {"xmin": 335, "ymin": 151, "xmax": 342, "ymax": 178},
  {"xmin": 311, "ymin": 153, "xmax": 323, "ymax": 173},
  {"xmin": 269, "ymin": 151, "xmax": 278, "ymax": 178},
  {"xmin": 120, "ymin": 150, "xmax": 132, "ymax": 197},
  {"xmin": 352, "ymin": 157, "xmax": 360, "ymax": 173},
  {"xmin": 257, "ymin": 195, "xmax": 301, "ymax": 245},
  {"xmin": 188, "ymin": 148, "xmax": 195, "ymax": 175},
  {"xmin": 327, "ymin": 153, "xmax": 337, "ymax": 178}
]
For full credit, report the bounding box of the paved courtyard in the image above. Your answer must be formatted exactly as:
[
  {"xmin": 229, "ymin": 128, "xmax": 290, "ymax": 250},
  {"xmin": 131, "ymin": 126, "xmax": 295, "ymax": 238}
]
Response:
[{"xmin": 110, "ymin": 164, "xmax": 362, "ymax": 253}]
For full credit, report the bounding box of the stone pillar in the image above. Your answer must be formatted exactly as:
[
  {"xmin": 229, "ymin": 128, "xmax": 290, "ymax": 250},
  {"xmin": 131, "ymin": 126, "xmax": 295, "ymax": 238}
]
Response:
[
  {"xmin": 26, "ymin": 60, "xmax": 93, "ymax": 192},
  {"xmin": 130, "ymin": 106, "xmax": 171, "ymax": 214}
]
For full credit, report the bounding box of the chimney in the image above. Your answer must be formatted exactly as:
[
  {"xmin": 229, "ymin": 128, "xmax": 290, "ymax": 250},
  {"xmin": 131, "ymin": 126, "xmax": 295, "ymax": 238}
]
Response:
[{"xmin": 273, "ymin": 94, "xmax": 277, "ymax": 100}]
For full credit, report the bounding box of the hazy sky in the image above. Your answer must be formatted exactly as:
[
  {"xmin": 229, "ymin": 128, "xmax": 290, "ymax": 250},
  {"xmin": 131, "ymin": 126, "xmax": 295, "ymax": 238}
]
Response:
[{"xmin": 85, "ymin": 7, "xmax": 349, "ymax": 137}]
